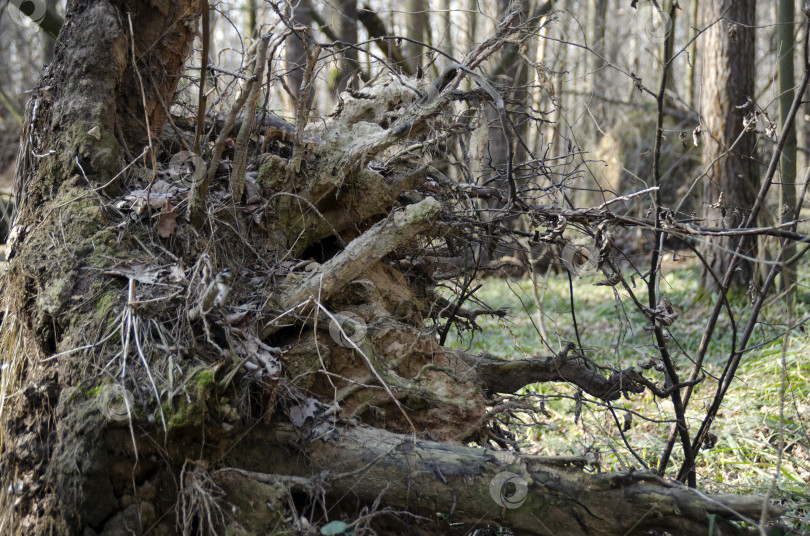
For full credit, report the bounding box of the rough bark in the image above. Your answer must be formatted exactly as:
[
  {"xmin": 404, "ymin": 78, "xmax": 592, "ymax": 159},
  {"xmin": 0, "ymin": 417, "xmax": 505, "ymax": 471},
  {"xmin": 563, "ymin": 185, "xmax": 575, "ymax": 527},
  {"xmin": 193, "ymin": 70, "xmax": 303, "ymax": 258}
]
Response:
[
  {"xmin": 698, "ymin": 0, "xmax": 758, "ymax": 288},
  {"xmin": 42, "ymin": 0, "xmax": 59, "ymax": 64},
  {"xmin": 0, "ymin": 0, "xmax": 200, "ymax": 533},
  {"xmin": 223, "ymin": 422, "xmax": 783, "ymax": 536},
  {"xmin": 463, "ymin": 345, "xmax": 647, "ymax": 401}
]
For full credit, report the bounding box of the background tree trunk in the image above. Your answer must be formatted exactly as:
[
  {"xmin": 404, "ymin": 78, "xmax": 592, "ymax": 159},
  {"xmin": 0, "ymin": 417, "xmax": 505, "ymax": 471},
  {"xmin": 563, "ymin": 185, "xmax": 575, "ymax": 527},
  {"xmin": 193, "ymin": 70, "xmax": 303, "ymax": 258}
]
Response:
[
  {"xmin": 405, "ymin": 0, "xmax": 426, "ymax": 74},
  {"xmin": 684, "ymin": 0, "xmax": 699, "ymax": 109},
  {"xmin": 587, "ymin": 0, "xmax": 607, "ymax": 145},
  {"xmin": 41, "ymin": 0, "xmax": 59, "ymax": 65},
  {"xmin": 698, "ymin": 0, "xmax": 758, "ymax": 288},
  {"xmin": 337, "ymin": 0, "xmax": 360, "ymax": 92},
  {"xmin": 777, "ymin": 0, "xmax": 797, "ymax": 299},
  {"xmin": 441, "ymin": 0, "xmax": 454, "ymax": 69},
  {"xmin": 247, "ymin": 0, "xmax": 258, "ymax": 37},
  {"xmin": 285, "ymin": 0, "xmax": 314, "ymax": 112}
]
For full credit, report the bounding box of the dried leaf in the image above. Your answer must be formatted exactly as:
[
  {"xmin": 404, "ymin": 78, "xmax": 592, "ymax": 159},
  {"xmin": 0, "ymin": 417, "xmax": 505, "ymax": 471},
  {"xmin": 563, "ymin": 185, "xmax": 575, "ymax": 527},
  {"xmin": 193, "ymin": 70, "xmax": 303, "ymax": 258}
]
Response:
[
  {"xmin": 244, "ymin": 175, "xmax": 262, "ymax": 205},
  {"xmin": 289, "ymin": 398, "xmax": 319, "ymax": 427},
  {"xmin": 237, "ymin": 333, "xmax": 282, "ymax": 377},
  {"xmin": 167, "ymin": 264, "xmax": 187, "ymax": 283},
  {"xmin": 535, "ymin": 60, "xmax": 554, "ymax": 98},
  {"xmin": 155, "ymin": 199, "xmax": 178, "ymax": 238},
  {"xmin": 224, "ymin": 310, "xmax": 250, "ymax": 326}
]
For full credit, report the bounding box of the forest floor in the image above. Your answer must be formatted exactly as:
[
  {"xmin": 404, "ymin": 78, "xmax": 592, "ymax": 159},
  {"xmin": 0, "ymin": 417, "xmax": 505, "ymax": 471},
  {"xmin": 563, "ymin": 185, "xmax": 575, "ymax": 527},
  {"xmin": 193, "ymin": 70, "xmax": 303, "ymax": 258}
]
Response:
[{"xmin": 445, "ymin": 252, "xmax": 810, "ymax": 531}]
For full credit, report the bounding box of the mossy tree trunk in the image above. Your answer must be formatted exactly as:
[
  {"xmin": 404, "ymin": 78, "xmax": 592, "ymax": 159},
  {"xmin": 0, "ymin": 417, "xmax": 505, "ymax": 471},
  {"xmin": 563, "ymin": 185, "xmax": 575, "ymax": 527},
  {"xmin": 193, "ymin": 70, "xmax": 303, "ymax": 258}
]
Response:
[{"xmin": 0, "ymin": 0, "xmax": 200, "ymax": 533}]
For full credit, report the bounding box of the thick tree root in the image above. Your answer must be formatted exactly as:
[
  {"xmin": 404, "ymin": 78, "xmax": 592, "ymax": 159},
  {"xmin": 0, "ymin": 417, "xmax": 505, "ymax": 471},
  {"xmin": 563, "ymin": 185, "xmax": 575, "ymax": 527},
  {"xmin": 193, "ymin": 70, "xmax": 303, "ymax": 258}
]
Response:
[{"xmin": 462, "ymin": 343, "xmax": 648, "ymax": 401}]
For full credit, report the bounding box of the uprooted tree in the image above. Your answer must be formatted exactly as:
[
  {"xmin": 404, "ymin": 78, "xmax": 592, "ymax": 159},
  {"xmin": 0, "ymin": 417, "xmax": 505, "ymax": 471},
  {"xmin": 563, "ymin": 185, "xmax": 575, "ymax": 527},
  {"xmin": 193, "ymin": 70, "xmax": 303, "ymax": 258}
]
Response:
[{"xmin": 0, "ymin": 1, "xmax": 796, "ymax": 535}]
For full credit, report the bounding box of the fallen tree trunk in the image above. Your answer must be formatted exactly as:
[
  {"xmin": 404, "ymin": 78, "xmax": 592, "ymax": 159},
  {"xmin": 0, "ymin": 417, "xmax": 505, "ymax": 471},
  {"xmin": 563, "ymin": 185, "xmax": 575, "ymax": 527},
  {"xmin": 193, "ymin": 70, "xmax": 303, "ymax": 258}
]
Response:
[{"xmin": 222, "ymin": 422, "xmax": 781, "ymax": 536}]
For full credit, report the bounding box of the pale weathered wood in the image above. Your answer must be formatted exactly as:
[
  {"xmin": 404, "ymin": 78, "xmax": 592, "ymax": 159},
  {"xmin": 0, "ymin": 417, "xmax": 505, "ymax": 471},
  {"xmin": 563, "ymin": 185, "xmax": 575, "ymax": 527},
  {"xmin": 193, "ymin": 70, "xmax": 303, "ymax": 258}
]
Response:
[{"xmin": 262, "ymin": 197, "xmax": 441, "ymax": 336}]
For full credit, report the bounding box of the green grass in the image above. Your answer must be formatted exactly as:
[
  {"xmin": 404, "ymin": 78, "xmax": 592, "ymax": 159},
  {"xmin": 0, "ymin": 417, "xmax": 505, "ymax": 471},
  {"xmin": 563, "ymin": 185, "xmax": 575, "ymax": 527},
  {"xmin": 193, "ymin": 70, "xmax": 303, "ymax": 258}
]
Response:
[{"xmin": 445, "ymin": 260, "xmax": 810, "ymax": 529}]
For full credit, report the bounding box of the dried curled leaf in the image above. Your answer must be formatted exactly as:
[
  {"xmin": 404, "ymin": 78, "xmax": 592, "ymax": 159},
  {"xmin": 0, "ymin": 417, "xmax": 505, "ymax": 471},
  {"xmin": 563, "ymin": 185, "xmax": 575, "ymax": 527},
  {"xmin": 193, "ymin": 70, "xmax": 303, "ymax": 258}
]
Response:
[{"xmin": 155, "ymin": 198, "xmax": 178, "ymax": 238}]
